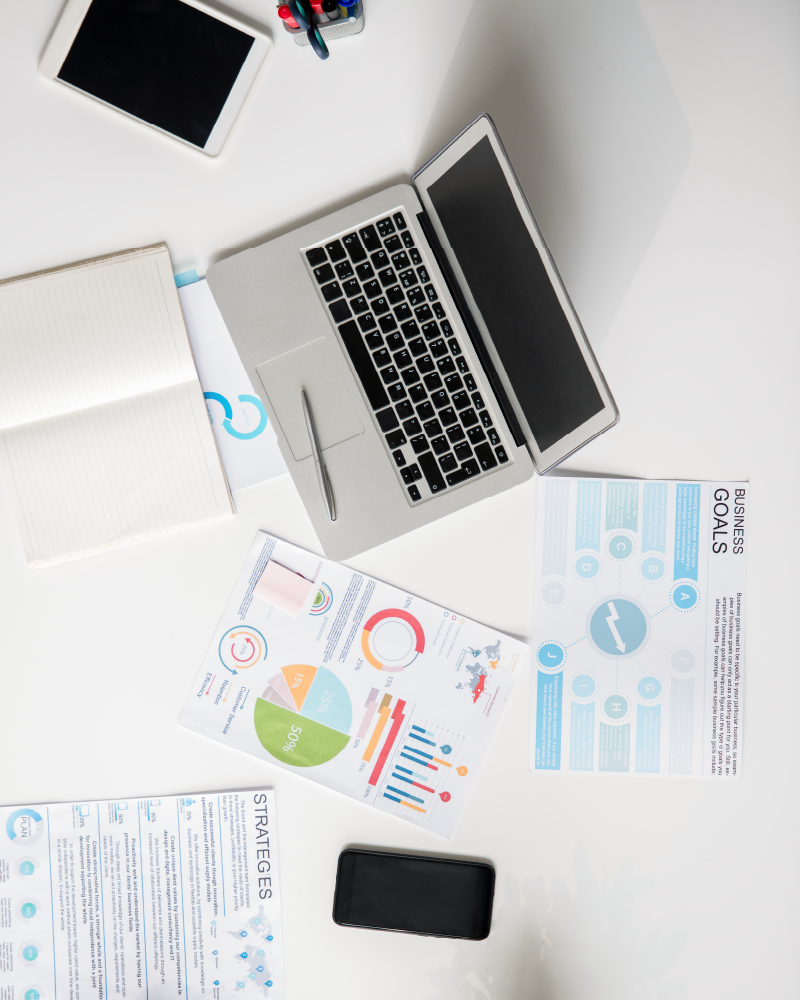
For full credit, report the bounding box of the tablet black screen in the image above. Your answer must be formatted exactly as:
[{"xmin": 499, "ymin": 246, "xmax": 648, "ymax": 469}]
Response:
[
  {"xmin": 58, "ymin": 0, "xmax": 255, "ymax": 148},
  {"xmin": 428, "ymin": 136, "xmax": 604, "ymax": 453}
]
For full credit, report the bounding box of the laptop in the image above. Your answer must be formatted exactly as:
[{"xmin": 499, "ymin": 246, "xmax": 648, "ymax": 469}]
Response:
[{"xmin": 206, "ymin": 114, "xmax": 618, "ymax": 559}]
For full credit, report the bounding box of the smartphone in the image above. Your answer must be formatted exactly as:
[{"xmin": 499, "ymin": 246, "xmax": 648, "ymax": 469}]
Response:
[{"xmin": 333, "ymin": 849, "xmax": 495, "ymax": 940}]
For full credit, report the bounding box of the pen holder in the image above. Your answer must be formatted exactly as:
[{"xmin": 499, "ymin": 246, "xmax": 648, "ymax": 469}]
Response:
[{"xmin": 282, "ymin": 8, "xmax": 364, "ymax": 45}]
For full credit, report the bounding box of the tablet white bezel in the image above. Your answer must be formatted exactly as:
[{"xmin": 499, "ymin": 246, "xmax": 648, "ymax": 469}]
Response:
[
  {"xmin": 39, "ymin": 0, "xmax": 272, "ymax": 157},
  {"xmin": 413, "ymin": 114, "xmax": 619, "ymax": 474}
]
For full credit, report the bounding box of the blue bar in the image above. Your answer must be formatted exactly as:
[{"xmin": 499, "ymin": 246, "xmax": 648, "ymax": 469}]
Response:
[
  {"xmin": 408, "ymin": 732, "xmax": 436, "ymax": 746},
  {"xmin": 387, "ymin": 785, "xmax": 424, "ymax": 805},
  {"xmin": 674, "ymin": 484, "xmax": 701, "ymax": 580},
  {"xmin": 392, "ymin": 772, "xmax": 414, "ymax": 785},
  {"xmin": 575, "ymin": 480, "xmax": 602, "ymax": 550},
  {"xmin": 383, "ymin": 793, "xmax": 401, "ymax": 804},
  {"xmin": 400, "ymin": 752, "xmax": 433, "ymax": 769},
  {"xmin": 534, "ymin": 671, "xmax": 563, "ymax": 770},
  {"xmin": 403, "ymin": 744, "xmax": 433, "ymax": 759},
  {"xmin": 395, "ymin": 764, "xmax": 412, "ymax": 775},
  {"xmin": 412, "ymin": 724, "xmax": 433, "ymax": 737}
]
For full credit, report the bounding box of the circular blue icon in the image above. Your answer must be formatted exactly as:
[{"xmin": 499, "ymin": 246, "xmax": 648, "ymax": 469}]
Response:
[
  {"xmin": 266, "ymin": 982, "xmax": 273, "ymax": 988},
  {"xmin": 240, "ymin": 952, "xmax": 248, "ymax": 959},
  {"xmin": 213, "ymin": 950, "xmax": 218, "ymax": 956},
  {"xmin": 266, "ymin": 935, "xmax": 273, "ymax": 942},
  {"xmin": 537, "ymin": 643, "xmax": 565, "ymax": 668},
  {"xmin": 587, "ymin": 597, "xmax": 649, "ymax": 659},
  {"xmin": 19, "ymin": 861, "xmax": 36, "ymax": 877},
  {"xmin": 541, "ymin": 580, "xmax": 566, "ymax": 605},
  {"xmin": 608, "ymin": 534, "xmax": 634, "ymax": 560},
  {"xmin": 571, "ymin": 674, "xmax": 596, "ymax": 698},
  {"xmin": 212, "ymin": 921, "xmax": 217, "ymax": 925},
  {"xmin": 257, "ymin": 949, "xmax": 265, "ymax": 956},
  {"xmin": 672, "ymin": 649, "xmax": 695, "ymax": 673},
  {"xmin": 214, "ymin": 982, "xmax": 219, "ymax": 987},
  {"xmin": 672, "ymin": 583, "xmax": 699, "ymax": 610},
  {"xmin": 22, "ymin": 946, "xmax": 38, "ymax": 962},
  {"xmin": 637, "ymin": 676, "xmax": 662, "ymax": 700},
  {"xmin": 440, "ymin": 744, "xmax": 452, "ymax": 755},
  {"xmin": 604, "ymin": 694, "xmax": 629, "ymax": 720},
  {"xmin": 640, "ymin": 556, "xmax": 665, "ymax": 581},
  {"xmin": 24, "ymin": 990, "xmax": 40, "ymax": 1000},
  {"xmin": 575, "ymin": 554, "xmax": 600, "ymax": 579},
  {"xmin": 249, "ymin": 973, "xmax": 256, "ymax": 980},
  {"xmin": 20, "ymin": 903, "xmax": 36, "ymax": 919},
  {"xmin": 257, "ymin": 965, "xmax": 264, "ymax": 972},
  {"xmin": 253, "ymin": 918, "xmax": 261, "ymax": 926}
]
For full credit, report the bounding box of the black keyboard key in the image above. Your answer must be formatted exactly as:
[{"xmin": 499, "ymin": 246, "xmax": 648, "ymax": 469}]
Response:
[
  {"xmin": 496, "ymin": 446, "xmax": 509, "ymax": 463},
  {"xmin": 444, "ymin": 373, "xmax": 463, "ymax": 392},
  {"xmin": 409, "ymin": 247, "xmax": 422, "ymax": 265},
  {"xmin": 447, "ymin": 338, "xmax": 461, "ymax": 355},
  {"xmin": 475, "ymin": 443, "xmax": 498, "ymax": 470},
  {"xmin": 386, "ymin": 430, "xmax": 406, "ymax": 449},
  {"xmin": 351, "ymin": 295, "xmax": 369, "ymax": 314},
  {"xmin": 472, "ymin": 392, "xmax": 485, "ymax": 410},
  {"xmin": 480, "ymin": 410, "xmax": 493, "ymax": 428},
  {"xmin": 439, "ymin": 406, "xmax": 458, "ymax": 426},
  {"xmin": 335, "ymin": 260, "xmax": 354, "ymax": 280},
  {"xmin": 431, "ymin": 390, "xmax": 449, "ymax": 409},
  {"xmin": 408, "ymin": 484, "xmax": 421, "ymax": 501},
  {"xmin": 430, "ymin": 338, "xmax": 448, "ymax": 358},
  {"xmin": 391, "ymin": 251, "xmax": 410, "ymax": 270},
  {"xmin": 356, "ymin": 262, "xmax": 375, "ymax": 281},
  {"xmin": 439, "ymin": 453, "xmax": 457, "ymax": 473},
  {"xmin": 401, "ymin": 230, "xmax": 414, "ymax": 248},
  {"xmin": 446, "ymin": 467, "xmax": 468, "ymax": 487},
  {"xmin": 359, "ymin": 225, "xmax": 381, "ymax": 252},
  {"xmin": 460, "ymin": 407, "xmax": 479, "ymax": 427},
  {"xmin": 385, "ymin": 235, "xmax": 402, "ymax": 253},
  {"xmin": 424, "ymin": 372, "xmax": 443, "ymax": 391},
  {"xmin": 376, "ymin": 408, "xmax": 399, "ymax": 432},
  {"xmin": 453, "ymin": 442, "xmax": 472, "ymax": 462},
  {"xmin": 379, "ymin": 314, "xmax": 398, "ymax": 334},
  {"xmin": 399, "ymin": 269, "xmax": 418, "ymax": 289},
  {"xmin": 321, "ymin": 280, "xmax": 341, "ymax": 301},
  {"xmin": 378, "ymin": 267, "xmax": 396, "ymax": 287},
  {"xmin": 418, "ymin": 452, "xmax": 446, "ymax": 494},
  {"xmin": 407, "ymin": 287, "xmax": 425, "ymax": 306},
  {"xmin": 365, "ymin": 331, "xmax": 382, "ymax": 349},
  {"xmin": 401, "ymin": 366, "xmax": 420, "ymax": 386},
  {"xmin": 373, "ymin": 297, "xmax": 390, "ymax": 316},
  {"xmin": 342, "ymin": 278, "xmax": 360, "ymax": 298},
  {"xmin": 467, "ymin": 426, "xmax": 486, "ymax": 444},
  {"xmin": 438, "ymin": 357, "xmax": 456, "ymax": 375},
  {"xmin": 416, "ymin": 401, "xmax": 434, "ymax": 421},
  {"xmin": 388, "ymin": 382, "xmax": 407, "ymax": 401},
  {"xmin": 426, "ymin": 285, "xmax": 438, "ymax": 305},
  {"xmin": 393, "ymin": 449, "xmax": 406, "ymax": 468},
  {"xmin": 452, "ymin": 390, "xmax": 470, "ymax": 410},
  {"xmin": 338, "ymin": 320, "xmax": 389, "ymax": 410},
  {"xmin": 386, "ymin": 285, "xmax": 405, "ymax": 305},
  {"xmin": 464, "ymin": 373, "xmax": 476, "ymax": 392},
  {"xmin": 395, "ymin": 303, "xmax": 412, "ymax": 322},
  {"xmin": 381, "ymin": 365, "xmax": 400, "ymax": 384},
  {"xmin": 364, "ymin": 280, "xmax": 381, "ymax": 299},
  {"xmin": 373, "ymin": 348, "xmax": 391, "ymax": 367},
  {"xmin": 447, "ymin": 424, "xmax": 465, "ymax": 442},
  {"xmin": 325, "ymin": 240, "xmax": 346, "ymax": 262},
  {"xmin": 431, "ymin": 435, "xmax": 449, "ymax": 455},
  {"xmin": 403, "ymin": 417, "xmax": 421, "ymax": 436},
  {"xmin": 447, "ymin": 460, "xmax": 480, "ymax": 486},
  {"xmin": 414, "ymin": 304, "xmax": 433, "ymax": 322},
  {"xmin": 418, "ymin": 266, "xmax": 430, "ymax": 283},
  {"xmin": 487, "ymin": 428, "xmax": 501, "ymax": 446},
  {"xmin": 463, "ymin": 458, "xmax": 480, "ymax": 478},
  {"xmin": 386, "ymin": 332, "xmax": 404, "ymax": 351},
  {"xmin": 371, "ymin": 250, "xmax": 389, "ymax": 269},
  {"xmin": 358, "ymin": 313, "xmax": 377, "ymax": 332},
  {"xmin": 343, "ymin": 232, "xmax": 366, "ymax": 262},
  {"xmin": 306, "ymin": 247, "xmax": 327, "ymax": 266},
  {"xmin": 401, "ymin": 464, "xmax": 422, "ymax": 484},
  {"xmin": 409, "ymin": 384, "xmax": 428, "ymax": 404},
  {"xmin": 423, "ymin": 418, "xmax": 442, "ymax": 437},
  {"xmin": 312, "ymin": 253, "xmax": 335, "ymax": 283},
  {"xmin": 408, "ymin": 337, "xmax": 426, "ymax": 356},
  {"xmin": 377, "ymin": 217, "xmax": 395, "ymax": 237},
  {"xmin": 393, "ymin": 349, "xmax": 411, "ymax": 368},
  {"xmin": 410, "ymin": 434, "xmax": 429, "ymax": 455},
  {"xmin": 440, "ymin": 320, "xmax": 454, "ymax": 337},
  {"xmin": 401, "ymin": 320, "xmax": 419, "ymax": 339},
  {"xmin": 393, "ymin": 213, "xmax": 407, "ymax": 231},
  {"xmin": 329, "ymin": 299, "xmax": 351, "ymax": 323},
  {"xmin": 456, "ymin": 356, "xmax": 470, "ymax": 374},
  {"xmin": 417, "ymin": 355, "xmax": 435, "ymax": 374},
  {"xmin": 434, "ymin": 303, "xmax": 447, "ymax": 319},
  {"xmin": 422, "ymin": 321, "xmax": 439, "ymax": 340},
  {"xmin": 395, "ymin": 400, "xmax": 414, "ymax": 420}
]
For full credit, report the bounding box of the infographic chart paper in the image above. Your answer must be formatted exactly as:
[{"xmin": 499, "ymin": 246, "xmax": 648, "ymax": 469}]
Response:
[
  {"xmin": 530, "ymin": 479, "xmax": 748, "ymax": 779},
  {"xmin": 0, "ymin": 790, "xmax": 285, "ymax": 1000},
  {"xmin": 179, "ymin": 533, "xmax": 528, "ymax": 837}
]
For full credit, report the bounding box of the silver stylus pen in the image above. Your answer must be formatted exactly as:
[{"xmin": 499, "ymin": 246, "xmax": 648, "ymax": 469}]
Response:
[{"xmin": 301, "ymin": 389, "xmax": 336, "ymax": 521}]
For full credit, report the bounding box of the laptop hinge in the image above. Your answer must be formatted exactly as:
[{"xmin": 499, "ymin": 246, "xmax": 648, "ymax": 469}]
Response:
[{"xmin": 416, "ymin": 210, "xmax": 527, "ymax": 449}]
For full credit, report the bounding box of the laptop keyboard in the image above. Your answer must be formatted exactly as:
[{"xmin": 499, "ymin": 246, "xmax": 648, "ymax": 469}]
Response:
[{"xmin": 302, "ymin": 209, "xmax": 510, "ymax": 505}]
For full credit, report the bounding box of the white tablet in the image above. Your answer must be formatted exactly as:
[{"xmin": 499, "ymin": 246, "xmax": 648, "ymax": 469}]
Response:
[{"xmin": 39, "ymin": 0, "xmax": 272, "ymax": 156}]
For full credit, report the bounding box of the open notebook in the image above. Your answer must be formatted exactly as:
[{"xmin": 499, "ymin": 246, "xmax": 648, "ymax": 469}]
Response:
[{"xmin": 0, "ymin": 243, "xmax": 233, "ymax": 567}]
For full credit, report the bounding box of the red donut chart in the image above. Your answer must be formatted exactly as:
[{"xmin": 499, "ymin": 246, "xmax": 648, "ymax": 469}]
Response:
[{"xmin": 361, "ymin": 608, "xmax": 425, "ymax": 672}]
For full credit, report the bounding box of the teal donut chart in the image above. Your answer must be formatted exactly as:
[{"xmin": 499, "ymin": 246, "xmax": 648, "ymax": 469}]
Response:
[{"xmin": 204, "ymin": 392, "xmax": 268, "ymax": 440}]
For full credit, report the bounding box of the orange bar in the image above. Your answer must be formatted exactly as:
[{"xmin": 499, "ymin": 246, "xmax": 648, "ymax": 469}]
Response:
[{"xmin": 362, "ymin": 695, "xmax": 392, "ymax": 762}]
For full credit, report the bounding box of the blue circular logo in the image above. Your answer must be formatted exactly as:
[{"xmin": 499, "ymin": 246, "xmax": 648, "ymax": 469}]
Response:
[
  {"xmin": 587, "ymin": 597, "xmax": 649, "ymax": 659},
  {"xmin": 672, "ymin": 583, "xmax": 699, "ymax": 610},
  {"xmin": 672, "ymin": 649, "xmax": 695, "ymax": 673},
  {"xmin": 537, "ymin": 643, "xmax": 564, "ymax": 668},
  {"xmin": 19, "ymin": 860, "xmax": 36, "ymax": 877},
  {"xmin": 640, "ymin": 556, "xmax": 665, "ymax": 581},
  {"xmin": 20, "ymin": 903, "xmax": 36, "ymax": 919},
  {"xmin": 266, "ymin": 935, "xmax": 273, "ymax": 941},
  {"xmin": 571, "ymin": 674, "xmax": 596, "ymax": 698},
  {"xmin": 637, "ymin": 676, "xmax": 662, "ymax": 700},
  {"xmin": 608, "ymin": 534, "xmax": 634, "ymax": 560},
  {"xmin": 541, "ymin": 581, "xmax": 566, "ymax": 605},
  {"xmin": 604, "ymin": 694, "xmax": 629, "ymax": 720},
  {"xmin": 24, "ymin": 991, "xmax": 40, "ymax": 1000},
  {"xmin": 22, "ymin": 946, "xmax": 38, "ymax": 962},
  {"xmin": 266, "ymin": 982, "xmax": 273, "ymax": 988},
  {"xmin": 575, "ymin": 554, "xmax": 600, "ymax": 579}
]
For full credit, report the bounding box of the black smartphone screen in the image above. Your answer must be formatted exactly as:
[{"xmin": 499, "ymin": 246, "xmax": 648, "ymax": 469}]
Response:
[{"xmin": 333, "ymin": 850, "xmax": 495, "ymax": 939}]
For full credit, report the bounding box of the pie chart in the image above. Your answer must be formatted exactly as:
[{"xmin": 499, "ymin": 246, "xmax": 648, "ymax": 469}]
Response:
[
  {"xmin": 361, "ymin": 609, "xmax": 425, "ymax": 672},
  {"xmin": 254, "ymin": 665, "xmax": 351, "ymax": 767}
]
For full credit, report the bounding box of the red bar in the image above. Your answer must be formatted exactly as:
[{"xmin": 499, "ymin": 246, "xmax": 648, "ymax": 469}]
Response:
[
  {"xmin": 411, "ymin": 780, "xmax": 435, "ymax": 794},
  {"xmin": 368, "ymin": 700, "xmax": 406, "ymax": 786}
]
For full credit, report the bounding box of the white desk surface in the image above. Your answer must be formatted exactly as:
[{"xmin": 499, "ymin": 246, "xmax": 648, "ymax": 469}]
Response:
[{"xmin": 1, "ymin": 1, "xmax": 798, "ymax": 997}]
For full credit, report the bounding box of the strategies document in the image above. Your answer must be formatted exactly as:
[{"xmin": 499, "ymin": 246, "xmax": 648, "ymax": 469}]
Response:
[
  {"xmin": 530, "ymin": 479, "xmax": 748, "ymax": 778},
  {"xmin": 0, "ymin": 791, "xmax": 285, "ymax": 1000}
]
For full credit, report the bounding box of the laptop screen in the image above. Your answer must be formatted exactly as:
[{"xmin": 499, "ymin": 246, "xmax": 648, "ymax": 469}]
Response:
[{"xmin": 427, "ymin": 135, "xmax": 604, "ymax": 453}]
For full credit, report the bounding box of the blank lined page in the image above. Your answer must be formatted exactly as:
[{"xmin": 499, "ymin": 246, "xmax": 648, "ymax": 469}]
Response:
[
  {"xmin": 1, "ymin": 381, "xmax": 232, "ymax": 564},
  {"xmin": 0, "ymin": 246, "xmax": 196, "ymax": 430}
]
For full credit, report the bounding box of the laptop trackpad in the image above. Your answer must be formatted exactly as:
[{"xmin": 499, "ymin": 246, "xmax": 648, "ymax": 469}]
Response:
[{"xmin": 256, "ymin": 339, "xmax": 364, "ymax": 461}]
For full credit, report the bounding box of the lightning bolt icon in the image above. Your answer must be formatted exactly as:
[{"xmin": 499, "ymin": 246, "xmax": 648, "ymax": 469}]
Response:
[{"xmin": 605, "ymin": 602, "xmax": 626, "ymax": 652}]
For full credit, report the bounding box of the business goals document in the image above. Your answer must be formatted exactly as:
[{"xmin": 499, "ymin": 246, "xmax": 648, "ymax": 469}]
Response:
[
  {"xmin": 179, "ymin": 532, "xmax": 529, "ymax": 838},
  {"xmin": 0, "ymin": 790, "xmax": 285, "ymax": 1000},
  {"xmin": 530, "ymin": 478, "xmax": 748, "ymax": 778}
]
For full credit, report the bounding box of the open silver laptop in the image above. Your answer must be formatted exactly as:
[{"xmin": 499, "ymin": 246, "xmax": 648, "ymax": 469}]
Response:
[{"xmin": 206, "ymin": 114, "xmax": 618, "ymax": 559}]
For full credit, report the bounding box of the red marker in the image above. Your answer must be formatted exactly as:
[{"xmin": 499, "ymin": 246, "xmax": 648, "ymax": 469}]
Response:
[{"xmin": 277, "ymin": 4, "xmax": 300, "ymax": 28}]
